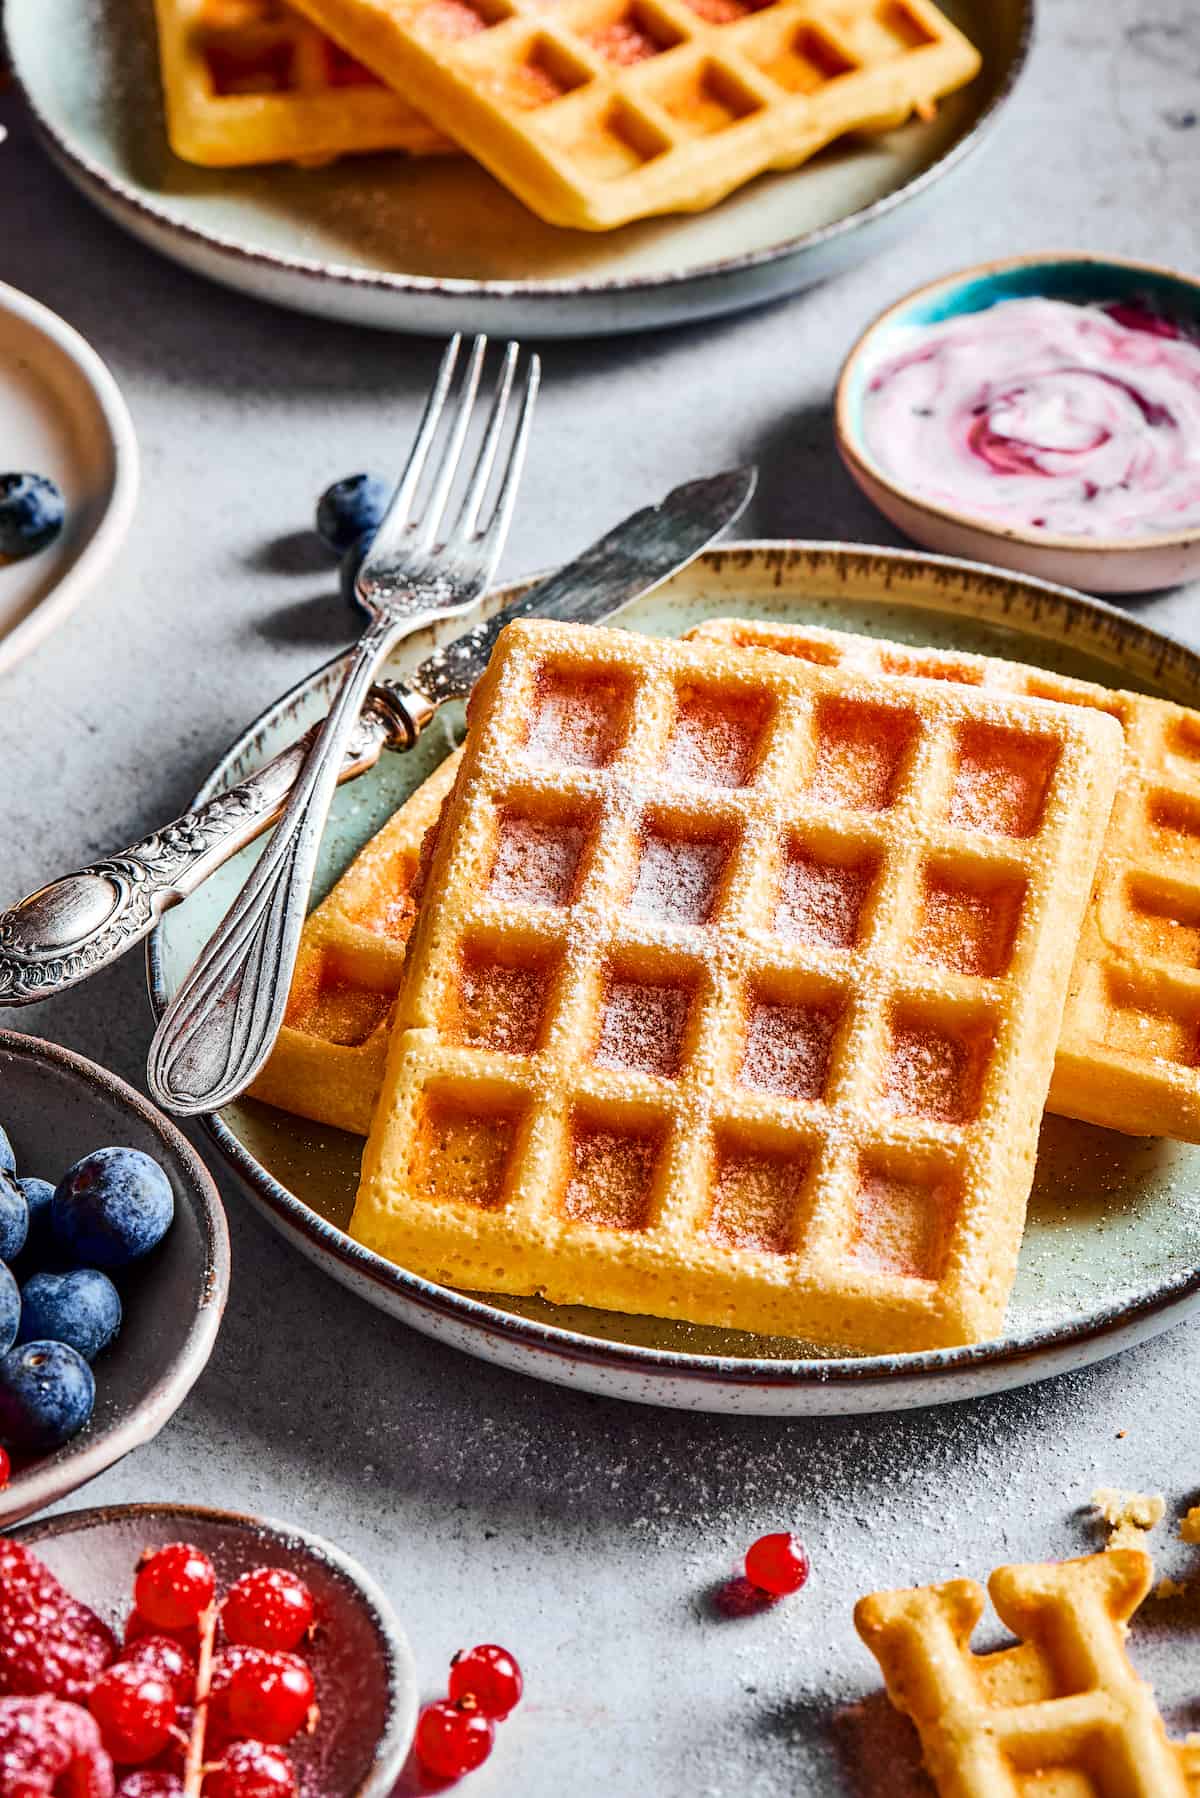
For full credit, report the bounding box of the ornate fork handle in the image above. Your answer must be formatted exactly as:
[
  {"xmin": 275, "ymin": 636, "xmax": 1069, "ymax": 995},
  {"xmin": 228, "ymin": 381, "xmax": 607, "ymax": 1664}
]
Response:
[{"xmin": 0, "ymin": 704, "xmax": 400, "ymax": 1008}]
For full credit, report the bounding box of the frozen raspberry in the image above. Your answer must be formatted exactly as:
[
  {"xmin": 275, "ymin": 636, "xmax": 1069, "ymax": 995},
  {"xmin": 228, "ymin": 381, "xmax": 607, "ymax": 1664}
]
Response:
[
  {"xmin": 0, "ymin": 1541, "xmax": 116, "ymax": 1701},
  {"xmin": 0, "ymin": 1694, "xmax": 115, "ymax": 1797}
]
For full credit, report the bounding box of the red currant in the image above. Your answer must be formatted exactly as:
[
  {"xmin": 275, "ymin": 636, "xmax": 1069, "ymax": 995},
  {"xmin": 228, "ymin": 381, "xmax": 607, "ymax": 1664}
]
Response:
[
  {"xmin": 88, "ymin": 1661, "xmax": 178, "ymax": 1763},
  {"xmin": 221, "ymin": 1569, "xmax": 314, "ymax": 1653},
  {"xmin": 744, "ymin": 1532, "xmax": 810, "ymax": 1599},
  {"xmin": 203, "ymin": 1740, "xmax": 298, "ymax": 1798},
  {"xmin": 117, "ymin": 1775, "xmax": 185, "ymax": 1797},
  {"xmin": 119, "ymin": 1633, "xmax": 197, "ymax": 1704},
  {"xmin": 0, "ymin": 1446, "xmax": 10, "ymax": 1489},
  {"xmin": 134, "ymin": 1544, "xmax": 216, "ymax": 1632},
  {"xmin": 208, "ymin": 1648, "xmax": 315, "ymax": 1747},
  {"xmin": 415, "ymin": 1699, "xmax": 494, "ymax": 1780},
  {"xmin": 125, "ymin": 1609, "xmax": 201, "ymax": 1656},
  {"xmin": 448, "ymin": 1644, "xmax": 523, "ymax": 1720}
]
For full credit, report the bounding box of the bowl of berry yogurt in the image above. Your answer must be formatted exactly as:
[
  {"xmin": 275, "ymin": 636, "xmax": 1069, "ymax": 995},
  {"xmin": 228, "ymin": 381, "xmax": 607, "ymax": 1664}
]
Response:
[{"xmin": 835, "ymin": 253, "xmax": 1200, "ymax": 593}]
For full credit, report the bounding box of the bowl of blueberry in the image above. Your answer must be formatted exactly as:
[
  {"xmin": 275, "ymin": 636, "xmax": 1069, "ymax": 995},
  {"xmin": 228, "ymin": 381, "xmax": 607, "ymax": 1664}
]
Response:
[{"xmin": 0, "ymin": 1031, "xmax": 230, "ymax": 1526}]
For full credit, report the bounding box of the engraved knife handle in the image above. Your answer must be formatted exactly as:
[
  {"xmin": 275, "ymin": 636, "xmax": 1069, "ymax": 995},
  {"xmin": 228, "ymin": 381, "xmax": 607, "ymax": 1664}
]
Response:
[{"xmin": 0, "ymin": 696, "xmax": 416, "ymax": 1008}]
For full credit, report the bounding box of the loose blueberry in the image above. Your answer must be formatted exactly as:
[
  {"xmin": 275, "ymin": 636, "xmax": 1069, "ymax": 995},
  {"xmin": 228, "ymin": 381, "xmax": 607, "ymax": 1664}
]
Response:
[
  {"xmin": 0, "ymin": 1266, "xmax": 19, "ymax": 1357},
  {"xmin": 0, "ymin": 1126, "xmax": 15, "ymax": 1177},
  {"xmin": 0, "ymin": 1339, "xmax": 95, "ymax": 1453},
  {"xmin": 338, "ymin": 530, "xmax": 375, "ymax": 617},
  {"xmin": 16, "ymin": 1177, "xmax": 56, "ymax": 1266},
  {"xmin": 0, "ymin": 1175, "xmax": 28, "ymax": 1264},
  {"xmin": 0, "ymin": 473, "xmax": 66, "ymax": 560},
  {"xmin": 316, "ymin": 472, "xmax": 390, "ymax": 558},
  {"xmin": 18, "ymin": 1270, "xmax": 122, "ymax": 1361},
  {"xmin": 52, "ymin": 1148, "xmax": 174, "ymax": 1270}
]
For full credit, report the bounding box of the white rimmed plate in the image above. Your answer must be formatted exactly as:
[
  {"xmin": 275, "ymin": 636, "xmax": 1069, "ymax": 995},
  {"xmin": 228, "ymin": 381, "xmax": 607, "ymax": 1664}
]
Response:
[
  {"xmin": 148, "ymin": 544, "xmax": 1200, "ymax": 1415},
  {"xmin": 8, "ymin": 0, "xmax": 1032, "ymax": 336},
  {"xmin": 0, "ymin": 281, "xmax": 138, "ymax": 675}
]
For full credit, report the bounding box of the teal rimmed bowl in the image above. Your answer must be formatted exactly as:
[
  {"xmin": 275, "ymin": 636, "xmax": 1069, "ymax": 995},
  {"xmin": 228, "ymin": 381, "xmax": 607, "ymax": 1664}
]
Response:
[{"xmin": 835, "ymin": 252, "xmax": 1200, "ymax": 594}]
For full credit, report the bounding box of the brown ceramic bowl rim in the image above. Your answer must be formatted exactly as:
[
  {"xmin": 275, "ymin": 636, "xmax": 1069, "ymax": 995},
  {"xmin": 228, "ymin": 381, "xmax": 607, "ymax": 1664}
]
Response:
[
  {"xmin": 834, "ymin": 250, "xmax": 1200, "ymax": 557},
  {"xmin": 15, "ymin": 1500, "xmax": 416, "ymax": 1796},
  {"xmin": 0, "ymin": 1032, "xmax": 230, "ymax": 1523}
]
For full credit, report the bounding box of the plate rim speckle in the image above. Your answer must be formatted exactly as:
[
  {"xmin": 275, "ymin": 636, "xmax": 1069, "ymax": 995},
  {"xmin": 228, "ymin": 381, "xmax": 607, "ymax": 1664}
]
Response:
[
  {"xmin": 0, "ymin": 279, "xmax": 139, "ymax": 676},
  {"xmin": 14, "ymin": 1499, "xmax": 418, "ymax": 1796},
  {"xmin": 147, "ymin": 542, "xmax": 1200, "ymax": 1415},
  {"xmin": 7, "ymin": 0, "xmax": 1034, "ymax": 334},
  {"xmin": 0, "ymin": 1031, "xmax": 230, "ymax": 1525}
]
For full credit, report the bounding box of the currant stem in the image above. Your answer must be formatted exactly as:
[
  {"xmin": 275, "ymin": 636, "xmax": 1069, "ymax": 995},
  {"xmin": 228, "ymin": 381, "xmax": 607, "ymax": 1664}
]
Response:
[{"xmin": 183, "ymin": 1602, "xmax": 219, "ymax": 1797}]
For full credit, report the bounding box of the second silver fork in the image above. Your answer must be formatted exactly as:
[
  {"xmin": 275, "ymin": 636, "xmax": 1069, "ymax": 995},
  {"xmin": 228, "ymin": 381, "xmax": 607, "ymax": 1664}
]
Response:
[{"xmin": 147, "ymin": 334, "xmax": 539, "ymax": 1116}]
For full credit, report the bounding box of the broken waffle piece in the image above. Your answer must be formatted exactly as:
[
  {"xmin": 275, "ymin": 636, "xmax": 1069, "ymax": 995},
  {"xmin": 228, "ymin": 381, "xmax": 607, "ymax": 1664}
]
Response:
[
  {"xmin": 1092, "ymin": 1487, "xmax": 1166, "ymax": 1551},
  {"xmin": 1181, "ymin": 1506, "xmax": 1200, "ymax": 1545},
  {"xmin": 283, "ymin": 0, "xmax": 980, "ymax": 229},
  {"xmin": 350, "ymin": 618, "xmax": 1121, "ymax": 1352},
  {"xmin": 688, "ymin": 616, "xmax": 1200, "ymax": 1143},
  {"xmin": 152, "ymin": 0, "xmax": 448, "ymax": 165},
  {"xmin": 856, "ymin": 1549, "xmax": 1194, "ymax": 1797}
]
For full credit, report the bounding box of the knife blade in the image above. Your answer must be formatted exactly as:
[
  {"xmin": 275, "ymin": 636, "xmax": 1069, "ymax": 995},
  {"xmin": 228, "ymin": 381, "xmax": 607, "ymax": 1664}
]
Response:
[{"xmin": 0, "ymin": 467, "xmax": 755, "ymax": 1006}]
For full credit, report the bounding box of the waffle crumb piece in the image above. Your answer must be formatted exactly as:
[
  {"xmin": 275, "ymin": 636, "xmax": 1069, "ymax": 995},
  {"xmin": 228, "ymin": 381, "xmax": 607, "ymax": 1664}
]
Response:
[
  {"xmin": 1155, "ymin": 1574, "xmax": 1188, "ymax": 1599},
  {"xmin": 1181, "ymin": 1505, "xmax": 1200, "ymax": 1544},
  {"xmin": 1092, "ymin": 1487, "xmax": 1166, "ymax": 1550}
]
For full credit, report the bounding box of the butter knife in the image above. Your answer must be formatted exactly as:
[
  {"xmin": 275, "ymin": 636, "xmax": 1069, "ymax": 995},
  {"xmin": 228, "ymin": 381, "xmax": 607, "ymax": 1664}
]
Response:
[{"xmin": 0, "ymin": 467, "xmax": 756, "ymax": 1013}]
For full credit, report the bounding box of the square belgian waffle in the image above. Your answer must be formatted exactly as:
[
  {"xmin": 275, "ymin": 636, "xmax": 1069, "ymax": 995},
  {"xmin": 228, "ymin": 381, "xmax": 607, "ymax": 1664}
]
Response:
[
  {"xmin": 690, "ymin": 617, "xmax": 1200, "ymax": 1142},
  {"xmin": 350, "ymin": 619, "xmax": 1122, "ymax": 1352},
  {"xmin": 153, "ymin": 0, "xmax": 447, "ymax": 166},
  {"xmin": 283, "ymin": 0, "xmax": 980, "ymax": 227},
  {"xmin": 856, "ymin": 1550, "xmax": 1200, "ymax": 1797}
]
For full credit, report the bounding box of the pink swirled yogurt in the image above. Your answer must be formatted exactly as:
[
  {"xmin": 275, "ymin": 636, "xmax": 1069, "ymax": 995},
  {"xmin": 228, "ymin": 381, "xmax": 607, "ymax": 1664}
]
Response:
[{"xmin": 859, "ymin": 296, "xmax": 1200, "ymax": 538}]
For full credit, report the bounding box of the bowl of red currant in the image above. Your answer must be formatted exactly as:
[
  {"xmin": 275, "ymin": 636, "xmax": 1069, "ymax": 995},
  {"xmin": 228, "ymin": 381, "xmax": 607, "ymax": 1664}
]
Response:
[{"xmin": 3, "ymin": 1501, "xmax": 419, "ymax": 1795}]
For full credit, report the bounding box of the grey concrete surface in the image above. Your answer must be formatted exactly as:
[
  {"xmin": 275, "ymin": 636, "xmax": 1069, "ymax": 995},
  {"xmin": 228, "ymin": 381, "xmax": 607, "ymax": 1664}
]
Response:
[{"xmin": 2, "ymin": 2, "xmax": 1200, "ymax": 1791}]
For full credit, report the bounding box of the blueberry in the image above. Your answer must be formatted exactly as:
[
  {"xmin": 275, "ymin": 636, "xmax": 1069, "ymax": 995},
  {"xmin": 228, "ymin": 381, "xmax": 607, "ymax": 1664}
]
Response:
[
  {"xmin": 0, "ymin": 1265, "xmax": 19, "ymax": 1356},
  {"xmin": 316, "ymin": 472, "xmax": 390, "ymax": 558},
  {"xmin": 0, "ymin": 473, "xmax": 65, "ymax": 560},
  {"xmin": 0, "ymin": 1339, "xmax": 95, "ymax": 1453},
  {"xmin": 0, "ymin": 1126, "xmax": 15, "ymax": 1177},
  {"xmin": 338, "ymin": 530, "xmax": 375, "ymax": 617},
  {"xmin": 16, "ymin": 1177, "xmax": 56, "ymax": 1266},
  {"xmin": 18, "ymin": 1270, "xmax": 121, "ymax": 1362},
  {"xmin": 52, "ymin": 1148, "xmax": 174, "ymax": 1269},
  {"xmin": 0, "ymin": 1176, "xmax": 27, "ymax": 1264}
]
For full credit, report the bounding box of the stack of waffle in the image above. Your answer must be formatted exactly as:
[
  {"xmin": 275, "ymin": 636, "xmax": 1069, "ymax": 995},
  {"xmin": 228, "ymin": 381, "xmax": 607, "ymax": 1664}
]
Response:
[
  {"xmin": 241, "ymin": 606, "xmax": 1200, "ymax": 1355},
  {"xmin": 151, "ymin": 0, "xmax": 981, "ymax": 228}
]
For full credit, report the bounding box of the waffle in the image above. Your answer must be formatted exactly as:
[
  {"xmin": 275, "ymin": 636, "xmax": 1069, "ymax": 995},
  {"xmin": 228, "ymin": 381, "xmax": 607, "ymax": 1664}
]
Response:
[
  {"xmin": 349, "ymin": 618, "xmax": 1121, "ymax": 1351},
  {"xmin": 856, "ymin": 1549, "xmax": 1199, "ymax": 1797},
  {"xmin": 249, "ymin": 749, "xmax": 462, "ymax": 1135},
  {"xmin": 283, "ymin": 0, "xmax": 980, "ymax": 229},
  {"xmin": 689, "ymin": 617, "xmax": 1200, "ymax": 1142},
  {"xmin": 153, "ymin": 0, "xmax": 447, "ymax": 167}
]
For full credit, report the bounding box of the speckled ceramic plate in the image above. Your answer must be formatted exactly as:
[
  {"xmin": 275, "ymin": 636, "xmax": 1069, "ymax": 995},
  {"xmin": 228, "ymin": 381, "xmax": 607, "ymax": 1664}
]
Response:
[
  {"xmin": 0, "ymin": 282, "xmax": 138, "ymax": 676},
  {"xmin": 149, "ymin": 545, "xmax": 1200, "ymax": 1415},
  {"xmin": 7, "ymin": 0, "xmax": 1031, "ymax": 336},
  {"xmin": 15, "ymin": 1502, "xmax": 418, "ymax": 1795},
  {"xmin": 0, "ymin": 1033, "xmax": 229, "ymax": 1525}
]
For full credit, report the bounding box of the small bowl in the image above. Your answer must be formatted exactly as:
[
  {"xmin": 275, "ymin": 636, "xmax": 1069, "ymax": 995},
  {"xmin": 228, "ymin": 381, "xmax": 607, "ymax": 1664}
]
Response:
[
  {"xmin": 835, "ymin": 252, "xmax": 1200, "ymax": 594},
  {"xmin": 0, "ymin": 1031, "xmax": 230, "ymax": 1525},
  {"xmin": 15, "ymin": 1502, "xmax": 418, "ymax": 1795}
]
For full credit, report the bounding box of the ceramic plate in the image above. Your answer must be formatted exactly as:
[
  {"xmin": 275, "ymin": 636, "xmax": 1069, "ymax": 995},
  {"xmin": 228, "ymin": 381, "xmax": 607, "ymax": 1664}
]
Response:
[
  {"xmin": 148, "ymin": 545, "xmax": 1200, "ymax": 1415},
  {"xmin": 0, "ymin": 1033, "xmax": 229, "ymax": 1525},
  {"xmin": 8, "ymin": 0, "xmax": 1032, "ymax": 336},
  {"xmin": 0, "ymin": 282, "xmax": 138, "ymax": 676},
  {"xmin": 16, "ymin": 1502, "xmax": 418, "ymax": 1796}
]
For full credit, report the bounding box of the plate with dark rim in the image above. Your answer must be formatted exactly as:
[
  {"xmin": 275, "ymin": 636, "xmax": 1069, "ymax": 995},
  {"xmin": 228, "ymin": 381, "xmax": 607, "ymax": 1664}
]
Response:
[
  {"xmin": 15, "ymin": 1501, "xmax": 418, "ymax": 1796},
  {"xmin": 8, "ymin": 0, "xmax": 1032, "ymax": 336},
  {"xmin": 149, "ymin": 543, "xmax": 1200, "ymax": 1415},
  {"xmin": 0, "ymin": 1033, "xmax": 229, "ymax": 1524}
]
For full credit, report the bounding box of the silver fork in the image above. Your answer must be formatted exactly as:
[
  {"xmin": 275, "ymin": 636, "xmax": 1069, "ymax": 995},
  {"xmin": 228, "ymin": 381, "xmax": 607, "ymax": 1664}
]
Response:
[{"xmin": 147, "ymin": 334, "xmax": 539, "ymax": 1116}]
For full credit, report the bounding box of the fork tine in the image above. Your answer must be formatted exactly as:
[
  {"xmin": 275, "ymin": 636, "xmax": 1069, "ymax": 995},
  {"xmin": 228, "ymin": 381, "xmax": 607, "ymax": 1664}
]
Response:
[
  {"xmin": 452, "ymin": 341, "xmax": 520, "ymax": 542},
  {"xmin": 476, "ymin": 351, "xmax": 540, "ymax": 563},
  {"xmin": 369, "ymin": 334, "xmax": 462, "ymax": 564},
  {"xmin": 415, "ymin": 334, "xmax": 489, "ymax": 553}
]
